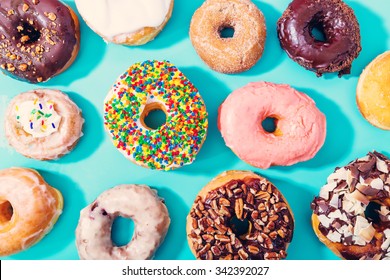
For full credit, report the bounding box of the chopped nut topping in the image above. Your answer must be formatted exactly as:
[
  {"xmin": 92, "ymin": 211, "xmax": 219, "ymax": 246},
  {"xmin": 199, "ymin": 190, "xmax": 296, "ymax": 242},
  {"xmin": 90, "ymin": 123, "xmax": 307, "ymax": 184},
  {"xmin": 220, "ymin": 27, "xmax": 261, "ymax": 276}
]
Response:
[
  {"xmin": 188, "ymin": 178, "xmax": 294, "ymax": 260},
  {"xmin": 32, "ymin": 0, "xmax": 40, "ymax": 4},
  {"xmin": 17, "ymin": 26, "xmax": 24, "ymax": 32},
  {"xmin": 18, "ymin": 64, "xmax": 28, "ymax": 71},
  {"xmin": 7, "ymin": 9, "xmax": 15, "ymax": 16},
  {"xmin": 7, "ymin": 63, "xmax": 15, "ymax": 72},
  {"xmin": 23, "ymin": 4, "xmax": 30, "ymax": 12},
  {"xmin": 37, "ymin": 77, "xmax": 43, "ymax": 82},
  {"xmin": 20, "ymin": 35, "xmax": 30, "ymax": 43},
  {"xmin": 47, "ymin": 12, "xmax": 57, "ymax": 21}
]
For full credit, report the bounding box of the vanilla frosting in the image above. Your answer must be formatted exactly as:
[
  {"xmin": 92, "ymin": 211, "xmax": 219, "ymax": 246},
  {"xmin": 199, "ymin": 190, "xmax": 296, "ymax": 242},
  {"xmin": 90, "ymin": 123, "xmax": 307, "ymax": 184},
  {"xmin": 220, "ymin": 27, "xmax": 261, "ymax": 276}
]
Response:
[
  {"xmin": 218, "ymin": 82, "xmax": 326, "ymax": 168},
  {"xmin": 75, "ymin": 0, "xmax": 172, "ymax": 40},
  {"xmin": 15, "ymin": 99, "xmax": 61, "ymax": 138}
]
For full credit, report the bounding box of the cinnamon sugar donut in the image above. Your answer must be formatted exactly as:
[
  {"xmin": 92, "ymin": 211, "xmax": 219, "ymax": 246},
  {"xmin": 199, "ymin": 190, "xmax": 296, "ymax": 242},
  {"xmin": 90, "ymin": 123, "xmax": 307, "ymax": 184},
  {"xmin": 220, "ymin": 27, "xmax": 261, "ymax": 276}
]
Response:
[
  {"xmin": 76, "ymin": 184, "xmax": 170, "ymax": 260},
  {"xmin": 190, "ymin": 0, "xmax": 266, "ymax": 73},
  {"xmin": 311, "ymin": 152, "xmax": 390, "ymax": 260},
  {"xmin": 0, "ymin": 167, "xmax": 63, "ymax": 256},
  {"xmin": 5, "ymin": 89, "xmax": 84, "ymax": 160},
  {"xmin": 187, "ymin": 170, "xmax": 294, "ymax": 260}
]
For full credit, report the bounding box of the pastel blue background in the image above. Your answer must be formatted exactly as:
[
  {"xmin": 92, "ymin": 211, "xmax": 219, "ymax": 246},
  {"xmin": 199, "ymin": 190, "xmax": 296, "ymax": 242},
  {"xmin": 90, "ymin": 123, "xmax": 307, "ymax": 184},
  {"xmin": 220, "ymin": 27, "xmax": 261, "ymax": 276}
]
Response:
[{"xmin": 1, "ymin": 0, "xmax": 389, "ymax": 260}]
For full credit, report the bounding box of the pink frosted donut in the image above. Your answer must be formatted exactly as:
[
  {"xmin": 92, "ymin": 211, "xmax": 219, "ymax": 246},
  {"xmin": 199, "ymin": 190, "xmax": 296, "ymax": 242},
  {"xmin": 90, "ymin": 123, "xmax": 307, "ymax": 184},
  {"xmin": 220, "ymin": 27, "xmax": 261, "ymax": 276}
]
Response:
[{"xmin": 218, "ymin": 82, "xmax": 326, "ymax": 168}]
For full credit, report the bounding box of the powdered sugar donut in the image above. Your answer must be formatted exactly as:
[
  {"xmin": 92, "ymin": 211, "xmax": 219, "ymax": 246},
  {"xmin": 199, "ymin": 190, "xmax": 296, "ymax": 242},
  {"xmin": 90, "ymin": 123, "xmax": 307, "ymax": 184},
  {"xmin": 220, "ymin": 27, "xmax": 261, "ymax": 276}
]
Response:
[
  {"xmin": 76, "ymin": 184, "xmax": 170, "ymax": 260},
  {"xmin": 75, "ymin": 0, "xmax": 174, "ymax": 45},
  {"xmin": 5, "ymin": 89, "xmax": 84, "ymax": 160},
  {"xmin": 218, "ymin": 82, "xmax": 326, "ymax": 168}
]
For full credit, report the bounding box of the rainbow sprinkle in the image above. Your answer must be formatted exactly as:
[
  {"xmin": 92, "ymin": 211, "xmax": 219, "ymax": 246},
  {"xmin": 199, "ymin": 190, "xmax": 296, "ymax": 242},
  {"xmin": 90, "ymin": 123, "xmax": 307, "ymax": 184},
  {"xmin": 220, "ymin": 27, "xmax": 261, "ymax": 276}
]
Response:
[{"xmin": 104, "ymin": 60, "xmax": 208, "ymax": 170}]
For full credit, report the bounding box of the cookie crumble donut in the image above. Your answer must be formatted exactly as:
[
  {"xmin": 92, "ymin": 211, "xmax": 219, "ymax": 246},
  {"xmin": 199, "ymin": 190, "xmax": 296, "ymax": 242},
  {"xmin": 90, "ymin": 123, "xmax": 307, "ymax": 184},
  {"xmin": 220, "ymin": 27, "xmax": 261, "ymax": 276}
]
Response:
[
  {"xmin": 5, "ymin": 89, "xmax": 84, "ymax": 160},
  {"xmin": 356, "ymin": 51, "xmax": 390, "ymax": 130},
  {"xmin": 277, "ymin": 0, "xmax": 361, "ymax": 77},
  {"xmin": 75, "ymin": 0, "xmax": 174, "ymax": 45},
  {"xmin": 0, "ymin": 0, "xmax": 80, "ymax": 83},
  {"xmin": 218, "ymin": 82, "xmax": 326, "ymax": 169},
  {"xmin": 76, "ymin": 184, "xmax": 170, "ymax": 260},
  {"xmin": 104, "ymin": 60, "xmax": 208, "ymax": 171},
  {"xmin": 189, "ymin": 0, "xmax": 266, "ymax": 74},
  {"xmin": 0, "ymin": 167, "xmax": 63, "ymax": 256},
  {"xmin": 311, "ymin": 152, "xmax": 390, "ymax": 260}
]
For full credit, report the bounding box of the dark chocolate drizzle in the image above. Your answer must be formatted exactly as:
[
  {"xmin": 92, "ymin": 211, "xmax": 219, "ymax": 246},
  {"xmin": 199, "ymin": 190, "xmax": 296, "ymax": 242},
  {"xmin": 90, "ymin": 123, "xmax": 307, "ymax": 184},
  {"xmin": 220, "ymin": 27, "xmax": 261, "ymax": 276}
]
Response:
[
  {"xmin": 0, "ymin": 0, "xmax": 78, "ymax": 83},
  {"xmin": 277, "ymin": 0, "xmax": 361, "ymax": 77}
]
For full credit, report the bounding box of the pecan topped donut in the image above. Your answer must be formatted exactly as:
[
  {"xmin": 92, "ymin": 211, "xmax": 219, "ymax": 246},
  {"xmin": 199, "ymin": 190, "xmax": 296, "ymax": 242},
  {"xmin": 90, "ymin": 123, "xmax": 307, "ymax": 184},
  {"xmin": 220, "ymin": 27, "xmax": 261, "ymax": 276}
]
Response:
[
  {"xmin": 0, "ymin": 0, "xmax": 80, "ymax": 83},
  {"xmin": 187, "ymin": 170, "xmax": 294, "ymax": 260},
  {"xmin": 311, "ymin": 152, "xmax": 390, "ymax": 260}
]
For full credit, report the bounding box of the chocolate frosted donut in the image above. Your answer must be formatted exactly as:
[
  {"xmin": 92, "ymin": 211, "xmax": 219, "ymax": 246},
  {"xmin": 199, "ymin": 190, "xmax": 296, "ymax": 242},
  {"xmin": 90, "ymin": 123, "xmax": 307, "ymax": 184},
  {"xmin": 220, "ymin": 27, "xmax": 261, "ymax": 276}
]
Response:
[
  {"xmin": 277, "ymin": 0, "xmax": 361, "ymax": 77},
  {"xmin": 0, "ymin": 0, "xmax": 80, "ymax": 83},
  {"xmin": 311, "ymin": 152, "xmax": 390, "ymax": 260}
]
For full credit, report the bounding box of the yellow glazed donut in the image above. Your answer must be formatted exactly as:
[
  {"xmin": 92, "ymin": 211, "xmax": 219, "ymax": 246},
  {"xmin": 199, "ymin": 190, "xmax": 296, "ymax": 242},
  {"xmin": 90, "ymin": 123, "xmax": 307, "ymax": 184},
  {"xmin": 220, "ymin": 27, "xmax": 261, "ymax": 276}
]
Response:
[
  {"xmin": 356, "ymin": 51, "xmax": 390, "ymax": 130},
  {"xmin": 75, "ymin": 0, "xmax": 174, "ymax": 45},
  {"xmin": 0, "ymin": 167, "xmax": 63, "ymax": 256}
]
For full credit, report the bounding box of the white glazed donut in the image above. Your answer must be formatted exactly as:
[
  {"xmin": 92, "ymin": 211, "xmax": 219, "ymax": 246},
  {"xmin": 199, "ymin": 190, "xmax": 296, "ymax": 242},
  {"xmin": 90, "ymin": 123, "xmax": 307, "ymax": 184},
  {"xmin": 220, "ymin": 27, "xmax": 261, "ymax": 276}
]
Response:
[
  {"xmin": 76, "ymin": 184, "xmax": 170, "ymax": 260},
  {"xmin": 4, "ymin": 89, "xmax": 84, "ymax": 160},
  {"xmin": 75, "ymin": 0, "xmax": 174, "ymax": 45}
]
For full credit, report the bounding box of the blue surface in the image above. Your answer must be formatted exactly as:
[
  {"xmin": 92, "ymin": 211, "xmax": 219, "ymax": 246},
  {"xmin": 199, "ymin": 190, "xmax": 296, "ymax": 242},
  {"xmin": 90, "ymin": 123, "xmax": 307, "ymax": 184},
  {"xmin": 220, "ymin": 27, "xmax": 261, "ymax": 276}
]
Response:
[{"xmin": 0, "ymin": 0, "xmax": 390, "ymax": 260}]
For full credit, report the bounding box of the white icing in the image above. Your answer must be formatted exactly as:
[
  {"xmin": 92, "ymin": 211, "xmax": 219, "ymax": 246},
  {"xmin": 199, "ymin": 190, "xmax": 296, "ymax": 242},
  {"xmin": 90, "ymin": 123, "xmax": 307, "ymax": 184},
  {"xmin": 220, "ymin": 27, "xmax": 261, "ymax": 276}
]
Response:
[
  {"xmin": 15, "ymin": 99, "xmax": 61, "ymax": 138},
  {"xmin": 75, "ymin": 0, "xmax": 172, "ymax": 40}
]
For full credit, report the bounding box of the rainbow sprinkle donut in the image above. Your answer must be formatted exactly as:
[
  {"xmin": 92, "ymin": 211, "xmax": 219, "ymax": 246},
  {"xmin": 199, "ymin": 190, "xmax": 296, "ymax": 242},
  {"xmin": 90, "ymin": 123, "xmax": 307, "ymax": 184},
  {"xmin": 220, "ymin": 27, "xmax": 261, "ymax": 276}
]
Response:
[{"xmin": 104, "ymin": 60, "xmax": 208, "ymax": 170}]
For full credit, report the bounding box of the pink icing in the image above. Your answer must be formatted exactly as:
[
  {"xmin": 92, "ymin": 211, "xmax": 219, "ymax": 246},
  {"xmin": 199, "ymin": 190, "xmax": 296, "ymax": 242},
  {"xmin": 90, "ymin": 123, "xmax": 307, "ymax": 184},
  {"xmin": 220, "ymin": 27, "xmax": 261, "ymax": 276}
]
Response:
[{"xmin": 218, "ymin": 82, "xmax": 326, "ymax": 168}]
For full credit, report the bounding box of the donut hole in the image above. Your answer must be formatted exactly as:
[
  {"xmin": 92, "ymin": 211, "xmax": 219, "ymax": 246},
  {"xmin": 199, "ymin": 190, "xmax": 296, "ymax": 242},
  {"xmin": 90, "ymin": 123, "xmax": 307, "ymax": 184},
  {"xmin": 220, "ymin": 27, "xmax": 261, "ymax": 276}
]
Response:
[
  {"xmin": 111, "ymin": 216, "xmax": 135, "ymax": 247},
  {"xmin": 261, "ymin": 117, "xmax": 278, "ymax": 133},
  {"xmin": 0, "ymin": 200, "xmax": 13, "ymax": 224},
  {"xmin": 229, "ymin": 216, "xmax": 250, "ymax": 236},
  {"xmin": 310, "ymin": 20, "xmax": 327, "ymax": 42},
  {"xmin": 219, "ymin": 26, "xmax": 235, "ymax": 39},
  {"xmin": 141, "ymin": 103, "xmax": 167, "ymax": 130},
  {"xmin": 364, "ymin": 201, "xmax": 382, "ymax": 224},
  {"xmin": 18, "ymin": 22, "xmax": 41, "ymax": 44}
]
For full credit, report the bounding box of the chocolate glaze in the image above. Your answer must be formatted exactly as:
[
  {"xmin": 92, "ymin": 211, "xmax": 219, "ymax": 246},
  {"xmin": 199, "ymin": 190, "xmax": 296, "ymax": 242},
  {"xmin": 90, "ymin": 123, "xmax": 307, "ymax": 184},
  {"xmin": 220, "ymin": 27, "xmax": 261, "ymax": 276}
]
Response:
[
  {"xmin": 0, "ymin": 0, "xmax": 78, "ymax": 83},
  {"xmin": 277, "ymin": 0, "xmax": 361, "ymax": 77}
]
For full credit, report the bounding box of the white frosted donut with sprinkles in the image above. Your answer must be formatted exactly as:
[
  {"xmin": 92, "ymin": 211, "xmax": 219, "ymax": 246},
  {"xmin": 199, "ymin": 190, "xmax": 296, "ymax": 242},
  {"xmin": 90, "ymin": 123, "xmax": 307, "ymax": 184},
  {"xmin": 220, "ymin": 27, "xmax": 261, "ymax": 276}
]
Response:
[
  {"xmin": 104, "ymin": 60, "xmax": 208, "ymax": 171},
  {"xmin": 5, "ymin": 89, "xmax": 84, "ymax": 160}
]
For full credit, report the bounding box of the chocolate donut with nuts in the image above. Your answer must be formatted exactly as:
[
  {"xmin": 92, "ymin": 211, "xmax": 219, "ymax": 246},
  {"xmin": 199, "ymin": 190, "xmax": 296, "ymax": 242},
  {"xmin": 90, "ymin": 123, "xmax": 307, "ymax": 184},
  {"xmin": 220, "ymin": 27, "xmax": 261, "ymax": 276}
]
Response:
[
  {"xmin": 0, "ymin": 0, "xmax": 80, "ymax": 83},
  {"xmin": 186, "ymin": 170, "xmax": 294, "ymax": 260}
]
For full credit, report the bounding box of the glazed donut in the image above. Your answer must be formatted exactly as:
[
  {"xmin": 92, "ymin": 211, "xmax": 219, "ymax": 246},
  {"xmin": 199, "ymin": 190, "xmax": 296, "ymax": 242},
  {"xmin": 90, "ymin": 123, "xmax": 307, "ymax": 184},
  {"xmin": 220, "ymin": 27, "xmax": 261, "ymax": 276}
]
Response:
[
  {"xmin": 75, "ymin": 0, "xmax": 174, "ymax": 45},
  {"xmin": 76, "ymin": 184, "xmax": 170, "ymax": 260},
  {"xmin": 5, "ymin": 89, "xmax": 84, "ymax": 160},
  {"xmin": 186, "ymin": 170, "xmax": 294, "ymax": 260},
  {"xmin": 218, "ymin": 82, "xmax": 326, "ymax": 169},
  {"xmin": 104, "ymin": 60, "xmax": 208, "ymax": 171},
  {"xmin": 0, "ymin": 167, "xmax": 63, "ymax": 256},
  {"xmin": 189, "ymin": 0, "xmax": 266, "ymax": 74},
  {"xmin": 277, "ymin": 0, "xmax": 361, "ymax": 77},
  {"xmin": 311, "ymin": 152, "xmax": 390, "ymax": 260},
  {"xmin": 0, "ymin": 0, "xmax": 80, "ymax": 83},
  {"xmin": 356, "ymin": 51, "xmax": 390, "ymax": 130}
]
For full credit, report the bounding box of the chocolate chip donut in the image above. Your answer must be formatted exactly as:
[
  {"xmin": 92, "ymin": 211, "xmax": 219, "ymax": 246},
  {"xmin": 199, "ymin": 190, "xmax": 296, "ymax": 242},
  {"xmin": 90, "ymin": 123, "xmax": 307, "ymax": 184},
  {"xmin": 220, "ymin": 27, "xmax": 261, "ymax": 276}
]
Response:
[
  {"xmin": 311, "ymin": 152, "xmax": 390, "ymax": 260},
  {"xmin": 277, "ymin": 0, "xmax": 361, "ymax": 77},
  {"xmin": 187, "ymin": 170, "xmax": 294, "ymax": 260},
  {"xmin": 0, "ymin": 0, "xmax": 80, "ymax": 83}
]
